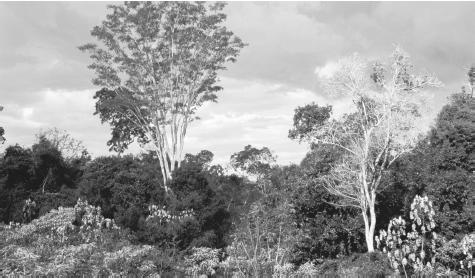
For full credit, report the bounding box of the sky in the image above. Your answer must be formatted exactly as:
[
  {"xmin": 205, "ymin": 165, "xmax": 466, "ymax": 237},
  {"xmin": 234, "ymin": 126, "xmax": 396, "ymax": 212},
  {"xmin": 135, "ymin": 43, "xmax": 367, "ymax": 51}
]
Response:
[{"xmin": 1, "ymin": 2, "xmax": 475, "ymax": 166}]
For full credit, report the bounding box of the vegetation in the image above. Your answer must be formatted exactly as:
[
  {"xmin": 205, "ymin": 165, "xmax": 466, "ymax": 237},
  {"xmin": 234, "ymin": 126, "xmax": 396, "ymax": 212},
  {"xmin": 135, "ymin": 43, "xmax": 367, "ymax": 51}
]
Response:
[
  {"xmin": 289, "ymin": 49, "xmax": 441, "ymax": 252},
  {"xmin": 1, "ymin": 2, "xmax": 474, "ymax": 277},
  {"xmin": 79, "ymin": 2, "xmax": 245, "ymax": 189}
]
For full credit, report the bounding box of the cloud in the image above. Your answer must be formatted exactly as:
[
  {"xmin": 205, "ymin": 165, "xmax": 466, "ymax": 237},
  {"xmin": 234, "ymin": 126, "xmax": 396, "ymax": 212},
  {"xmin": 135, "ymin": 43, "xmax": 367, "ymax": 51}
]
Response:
[
  {"xmin": 183, "ymin": 77, "xmax": 353, "ymax": 165},
  {"xmin": 0, "ymin": 79, "xmax": 335, "ymax": 165},
  {"xmin": 314, "ymin": 61, "xmax": 339, "ymax": 79},
  {"xmin": 1, "ymin": 89, "xmax": 113, "ymax": 156},
  {"xmin": 0, "ymin": 2, "xmax": 472, "ymax": 167},
  {"xmin": 223, "ymin": 2, "xmax": 475, "ymax": 97},
  {"xmin": 0, "ymin": 2, "xmax": 106, "ymax": 103}
]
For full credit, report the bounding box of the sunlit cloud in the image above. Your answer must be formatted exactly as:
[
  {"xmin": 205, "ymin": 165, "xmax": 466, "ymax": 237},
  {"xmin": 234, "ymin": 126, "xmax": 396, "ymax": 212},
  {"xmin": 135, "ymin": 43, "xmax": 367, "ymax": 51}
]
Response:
[{"xmin": 0, "ymin": 2, "xmax": 473, "ymax": 165}]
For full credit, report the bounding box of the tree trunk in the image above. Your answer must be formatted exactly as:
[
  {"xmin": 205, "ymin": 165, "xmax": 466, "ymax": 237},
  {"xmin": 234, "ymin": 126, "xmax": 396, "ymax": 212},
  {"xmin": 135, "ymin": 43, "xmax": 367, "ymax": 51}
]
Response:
[
  {"xmin": 368, "ymin": 197, "xmax": 377, "ymax": 252},
  {"xmin": 362, "ymin": 205, "xmax": 376, "ymax": 253},
  {"xmin": 154, "ymin": 148, "xmax": 171, "ymax": 194}
]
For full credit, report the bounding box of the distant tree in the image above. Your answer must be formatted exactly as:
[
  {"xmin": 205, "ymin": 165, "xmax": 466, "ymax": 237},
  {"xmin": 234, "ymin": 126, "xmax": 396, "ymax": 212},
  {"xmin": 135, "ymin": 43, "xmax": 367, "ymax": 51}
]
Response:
[
  {"xmin": 32, "ymin": 136, "xmax": 64, "ymax": 194},
  {"xmin": 0, "ymin": 138, "xmax": 81, "ymax": 223},
  {"xmin": 0, "ymin": 145, "xmax": 35, "ymax": 222},
  {"xmin": 230, "ymin": 145, "xmax": 276, "ymax": 193},
  {"xmin": 183, "ymin": 150, "xmax": 214, "ymax": 169},
  {"xmin": 0, "ymin": 105, "xmax": 5, "ymax": 145},
  {"xmin": 36, "ymin": 128, "xmax": 88, "ymax": 161},
  {"xmin": 290, "ymin": 48, "xmax": 441, "ymax": 252},
  {"xmin": 468, "ymin": 65, "xmax": 475, "ymax": 97},
  {"xmin": 79, "ymin": 2, "xmax": 246, "ymax": 191}
]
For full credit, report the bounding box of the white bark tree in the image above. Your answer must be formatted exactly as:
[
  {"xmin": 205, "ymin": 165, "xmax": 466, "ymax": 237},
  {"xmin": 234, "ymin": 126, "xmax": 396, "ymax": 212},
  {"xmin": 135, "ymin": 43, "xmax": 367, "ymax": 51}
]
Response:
[
  {"xmin": 290, "ymin": 47, "xmax": 442, "ymax": 252},
  {"xmin": 79, "ymin": 2, "xmax": 245, "ymax": 192},
  {"xmin": 37, "ymin": 128, "xmax": 87, "ymax": 161}
]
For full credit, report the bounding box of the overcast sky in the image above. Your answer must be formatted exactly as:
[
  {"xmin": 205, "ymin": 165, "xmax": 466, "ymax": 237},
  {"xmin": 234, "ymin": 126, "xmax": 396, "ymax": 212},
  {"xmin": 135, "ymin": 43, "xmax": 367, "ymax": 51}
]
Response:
[{"xmin": 1, "ymin": 2, "xmax": 474, "ymax": 165}]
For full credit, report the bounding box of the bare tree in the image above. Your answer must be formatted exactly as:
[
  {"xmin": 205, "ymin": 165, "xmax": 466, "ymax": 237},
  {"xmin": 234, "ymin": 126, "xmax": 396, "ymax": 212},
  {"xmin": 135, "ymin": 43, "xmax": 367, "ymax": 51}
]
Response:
[
  {"xmin": 37, "ymin": 128, "xmax": 87, "ymax": 161},
  {"xmin": 290, "ymin": 47, "xmax": 442, "ymax": 252}
]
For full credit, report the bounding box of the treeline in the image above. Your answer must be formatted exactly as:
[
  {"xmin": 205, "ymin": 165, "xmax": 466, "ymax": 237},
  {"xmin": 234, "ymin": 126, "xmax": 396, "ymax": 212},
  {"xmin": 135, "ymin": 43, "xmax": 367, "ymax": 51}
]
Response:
[{"xmin": 0, "ymin": 91, "xmax": 473, "ymax": 276}]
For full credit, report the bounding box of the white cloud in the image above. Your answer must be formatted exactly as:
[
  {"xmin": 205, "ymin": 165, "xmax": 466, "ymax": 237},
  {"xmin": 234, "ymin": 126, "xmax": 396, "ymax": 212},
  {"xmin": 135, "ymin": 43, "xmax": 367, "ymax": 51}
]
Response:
[
  {"xmin": 314, "ymin": 61, "xmax": 339, "ymax": 79},
  {"xmin": 1, "ymin": 2, "xmax": 471, "ymax": 167},
  {"xmin": 21, "ymin": 107, "xmax": 34, "ymax": 119}
]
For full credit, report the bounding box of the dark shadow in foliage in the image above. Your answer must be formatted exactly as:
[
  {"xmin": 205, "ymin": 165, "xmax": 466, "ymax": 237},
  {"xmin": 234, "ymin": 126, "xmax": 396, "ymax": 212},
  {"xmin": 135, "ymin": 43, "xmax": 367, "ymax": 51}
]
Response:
[
  {"xmin": 0, "ymin": 145, "xmax": 35, "ymax": 223},
  {"xmin": 78, "ymin": 150, "xmax": 244, "ymax": 253},
  {"xmin": 0, "ymin": 137, "xmax": 84, "ymax": 223},
  {"xmin": 166, "ymin": 151, "xmax": 233, "ymax": 249},
  {"xmin": 77, "ymin": 152, "xmax": 165, "ymax": 228},
  {"xmin": 379, "ymin": 93, "xmax": 475, "ymax": 240},
  {"xmin": 290, "ymin": 144, "xmax": 366, "ymax": 265}
]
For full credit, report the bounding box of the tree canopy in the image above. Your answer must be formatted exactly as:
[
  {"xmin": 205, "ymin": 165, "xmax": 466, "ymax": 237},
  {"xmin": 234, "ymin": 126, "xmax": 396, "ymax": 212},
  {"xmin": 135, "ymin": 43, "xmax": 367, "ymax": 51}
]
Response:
[{"xmin": 79, "ymin": 2, "xmax": 246, "ymax": 190}]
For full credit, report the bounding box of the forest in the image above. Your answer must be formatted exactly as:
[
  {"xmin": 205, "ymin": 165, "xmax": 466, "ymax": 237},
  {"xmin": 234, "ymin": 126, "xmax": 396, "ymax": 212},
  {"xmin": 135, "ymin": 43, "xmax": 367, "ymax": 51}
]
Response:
[{"xmin": 0, "ymin": 2, "xmax": 474, "ymax": 277}]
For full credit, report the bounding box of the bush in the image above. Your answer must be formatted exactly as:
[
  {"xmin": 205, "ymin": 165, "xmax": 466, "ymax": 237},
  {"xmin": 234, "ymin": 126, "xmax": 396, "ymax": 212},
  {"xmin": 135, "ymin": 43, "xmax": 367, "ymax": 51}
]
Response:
[
  {"xmin": 0, "ymin": 199, "xmax": 166, "ymax": 277},
  {"xmin": 376, "ymin": 195, "xmax": 437, "ymax": 276},
  {"xmin": 184, "ymin": 247, "xmax": 220, "ymax": 277},
  {"xmin": 315, "ymin": 252, "xmax": 393, "ymax": 277},
  {"xmin": 377, "ymin": 195, "xmax": 475, "ymax": 277},
  {"xmin": 436, "ymin": 233, "xmax": 475, "ymax": 276}
]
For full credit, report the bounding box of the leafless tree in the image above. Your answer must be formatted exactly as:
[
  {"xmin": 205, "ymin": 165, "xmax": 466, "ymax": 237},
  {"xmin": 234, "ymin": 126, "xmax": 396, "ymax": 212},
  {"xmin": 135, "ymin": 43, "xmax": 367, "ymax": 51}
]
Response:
[{"xmin": 302, "ymin": 47, "xmax": 442, "ymax": 252}]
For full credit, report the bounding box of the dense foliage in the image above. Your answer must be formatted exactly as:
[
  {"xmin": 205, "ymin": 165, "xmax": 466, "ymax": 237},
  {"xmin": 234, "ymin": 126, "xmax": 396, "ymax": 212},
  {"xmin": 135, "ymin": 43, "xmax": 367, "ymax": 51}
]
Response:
[
  {"xmin": 381, "ymin": 93, "xmax": 475, "ymax": 239},
  {"xmin": 1, "ymin": 89, "xmax": 474, "ymax": 276}
]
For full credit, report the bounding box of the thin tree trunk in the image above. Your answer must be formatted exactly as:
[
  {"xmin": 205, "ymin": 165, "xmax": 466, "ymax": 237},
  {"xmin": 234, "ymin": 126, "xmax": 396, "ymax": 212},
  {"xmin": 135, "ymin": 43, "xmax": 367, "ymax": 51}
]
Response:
[
  {"xmin": 368, "ymin": 192, "xmax": 376, "ymax": 252},
  {"xmin": 362, "ymin": 206, "xmax": 375, "ymax": 253},
  {"xmin": 368, "ymin": 200, "xmax": 376, "ymax": 252}
]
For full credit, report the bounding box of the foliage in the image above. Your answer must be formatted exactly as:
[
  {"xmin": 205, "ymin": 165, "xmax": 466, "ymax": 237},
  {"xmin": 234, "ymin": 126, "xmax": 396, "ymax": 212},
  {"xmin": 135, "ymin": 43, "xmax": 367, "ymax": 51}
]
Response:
[
  {"xmin": 436, "ymin": 233, "xmax": 475, "ymax": 276},
  {"xmin": 230, "ymin": 145, "xmax": 276, "ymax": 179},
  {"xmin": 79, "ymin": 1, "xmax": 246, "ymax": 187},
  {"xmin": 381, "ymin": 92, "xmax": 475, "ymax": 239},
  {"xmin": 377, "ymin": 194, "xmax": 475, "ymax": 277},
  {"xmin": 184, "ymin": 247, "xmax": 220, "ymax": 277},
  {"xmin": 224, "ymin": 147, "xmax": 298, "ymax": 277},
  {"xmin": 290, "ymin": 145, "xmax": 366, "ymax": 263},
  {"xmin": 77, "ymin": 153, "xmax": 164, "ymax": 228},
  {"xmin": 424, "ymin": 93, "xmax": 475, "ymax": 238},
  {"xmin": 224, "ymin": 201, "xmax": 295, "ymax": 277},
  {"xmin": 376, "ymin": 195, "xmax": 438, "ymax": 277},
  {"xmin": 0, "ymin": 135, "xmax": 84, "ymax": 223},
  {"xmin": 0, "ymin": 105, "xmax": 4, "ymax": 144},
  {"xmin": 315, "ymin": 252, "xmax": 393, "ymax": 277},
  {"xmin": 36, "ymin": 128, "xmax": 89, "ymax": 161},
  {"xmin": 0, "ymin": 200, "xmax": 168, "ymax": 277}
]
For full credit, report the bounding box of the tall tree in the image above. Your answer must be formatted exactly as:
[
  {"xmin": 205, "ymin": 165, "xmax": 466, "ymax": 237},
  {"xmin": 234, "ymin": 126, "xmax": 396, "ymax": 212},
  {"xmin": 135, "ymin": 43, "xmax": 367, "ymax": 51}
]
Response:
[
  {"xmin": 289, "ymin": 48, "xmax": 441, "ymax": 252},
  {"xmin": 79, "ymin": 2, "xmax": 246, "ymax": 191}
]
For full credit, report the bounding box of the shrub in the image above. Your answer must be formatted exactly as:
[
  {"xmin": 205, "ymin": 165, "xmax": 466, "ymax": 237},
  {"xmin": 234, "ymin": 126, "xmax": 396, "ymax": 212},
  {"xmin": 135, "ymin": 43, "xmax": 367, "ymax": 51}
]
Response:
[
  {"xmin": 377, "ymin": 195, "xmax": 475, "ymax": 277},
  {"xmin": 436, "ymin": 233, "xmax": 475, "ymax": 276},
  {"xmin": 376, "ymin": 195, "xmax": 437, "ymax": 277},
  {"xmin": 0, "ymin": 199, "xmax": 165, "ymax": 277},
  {"xmin": 184, "ymin": 247, "xmax": 220, "ymax": 277}
]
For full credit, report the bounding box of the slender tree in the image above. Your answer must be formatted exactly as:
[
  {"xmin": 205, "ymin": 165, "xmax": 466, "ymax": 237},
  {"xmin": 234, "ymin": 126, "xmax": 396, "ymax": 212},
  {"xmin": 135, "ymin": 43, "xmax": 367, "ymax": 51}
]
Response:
[
  {"xmin": 80, "ymin": 2, "xmax": 245, "ymax": 192},
  {"xmin": 290, "ymin": 48, "xmax": 442, "ymax": 252}
]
